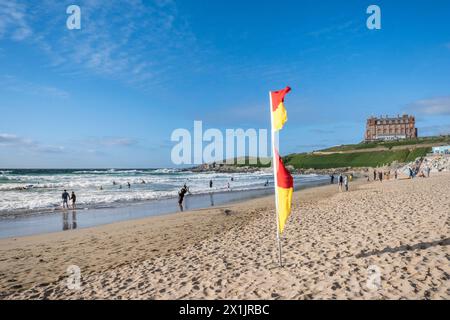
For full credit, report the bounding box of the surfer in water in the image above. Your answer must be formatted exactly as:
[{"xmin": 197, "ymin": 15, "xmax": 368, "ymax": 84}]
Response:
[{"xmin": 178, "ymin": 185, "xmax": 189, "ymax": 211}]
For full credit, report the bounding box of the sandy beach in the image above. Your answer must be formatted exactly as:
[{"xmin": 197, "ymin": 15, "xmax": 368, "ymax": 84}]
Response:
[{"xmin": 0, "ymin": 173, "xmax": 449, "ymax": 300}]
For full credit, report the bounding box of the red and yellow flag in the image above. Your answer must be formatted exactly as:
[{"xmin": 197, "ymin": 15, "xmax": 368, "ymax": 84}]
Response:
[
  {"xmin": 271, "ymin": 86, "xmax": 291, "ymax": 131},
  {"xmin": 275, "ymin": 149, "xmax": 293, "ymax": 234}
]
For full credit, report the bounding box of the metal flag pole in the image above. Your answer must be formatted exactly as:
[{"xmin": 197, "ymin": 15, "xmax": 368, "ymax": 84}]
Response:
[{"xmin": 269, "ymin": 91, "xmax": 283, "ymax": 267}]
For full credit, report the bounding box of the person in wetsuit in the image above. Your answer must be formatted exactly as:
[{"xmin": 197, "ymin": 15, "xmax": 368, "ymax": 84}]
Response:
[{"xmin": 178, "ymin": 185, "xmax": 188, "ymax": 211}]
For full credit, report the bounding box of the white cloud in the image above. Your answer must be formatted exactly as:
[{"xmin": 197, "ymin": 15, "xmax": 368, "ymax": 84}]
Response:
[
  {"xmin": 419, "ymin": 124, "xmax": 450, "ymax": 136},
  {"xmin": 0, "ymin": 75, "xmax": 69, "ymax": 99},
  {"xmin": 0, "ymin": 133, "xmax": 66, "ymax": 154},
  {"xmin": 409, "ymin": 96, "xmax": 450, "ymax": 115},
  {"xmin": 83, "ymin": 137, "xmax": 138, "ymax": 147},
  {"xmin": 3, "ymin": 1, "xmax": 198, "ymax": 89},
  {"xmin": 0, "ymin": 0, "xmax": 33, "ymax": 41}
]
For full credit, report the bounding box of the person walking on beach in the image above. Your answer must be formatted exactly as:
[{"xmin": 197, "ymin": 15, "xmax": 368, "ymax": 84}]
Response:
[
  {"xmin": 378, "ymin": 171, "xmax": 383, "ymax": 182},
  {"xmin": 373, "ymin": 169, "xmax": 377, "ymax": 181},
  {"xmin": 70, "ymin": 191, "xmax": 77, "ymax": 209},
  {"xmin": 338, "ymin": 174, "xmax": 343, "ymax": 192},
  {"xmin": 394, "ymin": 170, "xmax": 398, "ymax": 180},
  {"xmin": 209, "ymin": 180, "xmax": 213, "ymax": 189},
  {"xmin": 344, "ymin": 175, "xmax": 349, "ymax": 191},
  {"xmin": 62, "ymin": 190, "xmax": 70, "ymax": 209},
  {"xmin": 330, "ymin": 174, "xmax": 335, "ymax": 184},
  {"xmin": 426, "ymin": 166, "xmax": 431, "ymax": 178}
]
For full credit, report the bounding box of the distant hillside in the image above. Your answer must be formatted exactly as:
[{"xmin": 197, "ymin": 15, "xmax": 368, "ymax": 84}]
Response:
[
  {"xmin": 283, "ymin": 135, "xmax": 450, "ymax": 170},
  {"xmin": 284, "ymin": 148, "xmax": 430, "ymax": 170}
]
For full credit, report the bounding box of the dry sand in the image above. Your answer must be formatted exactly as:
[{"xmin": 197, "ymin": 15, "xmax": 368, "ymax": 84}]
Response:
[{"xmin": 0, "ymin": 173, "xmax": 449, "ymax": 300}]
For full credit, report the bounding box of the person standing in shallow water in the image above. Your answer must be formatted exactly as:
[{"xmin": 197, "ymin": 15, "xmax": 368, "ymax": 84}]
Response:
[
  {"xmin": 70, "ymin": 191, "xmax": 77, "ymax": 209},
  {"xmin": 209, "ymin": 180, "xmax": 213, "ymax": 189},
  {"xmin": 178, "ymin": 185, "xmax": 188, "ymax": 211},
  {"xmin": 62, "ymin": 190, "xmax": 70, "ymax": 209}
]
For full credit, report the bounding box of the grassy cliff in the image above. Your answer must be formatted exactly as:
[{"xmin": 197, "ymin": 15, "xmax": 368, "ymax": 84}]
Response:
[{"xmin": 284, "ymin": 147, "xmax": 431, "ymax": 169}]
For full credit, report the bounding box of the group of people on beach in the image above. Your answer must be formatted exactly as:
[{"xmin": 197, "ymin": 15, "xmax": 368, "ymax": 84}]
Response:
[
  {"xmin": 330, "ymin": 173, "xmax": 352, "ymax": 192},
  {"xmin": 372, "ymin": 169, "xmax": 398, "ymax": 182},
  {"xmin": 371, "ymin": 163, "xmax": 431, "ymax": 182}
]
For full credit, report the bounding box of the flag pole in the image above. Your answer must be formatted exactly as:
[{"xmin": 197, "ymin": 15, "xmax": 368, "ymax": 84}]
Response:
[{"xmin": 269, "ymin": 91, "xmax": 283, "ymax": 267}]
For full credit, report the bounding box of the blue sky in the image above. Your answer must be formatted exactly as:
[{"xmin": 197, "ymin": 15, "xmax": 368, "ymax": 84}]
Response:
[{"xmin": 0, "ymin": 0, "xmax": 450, "ymax": 168}]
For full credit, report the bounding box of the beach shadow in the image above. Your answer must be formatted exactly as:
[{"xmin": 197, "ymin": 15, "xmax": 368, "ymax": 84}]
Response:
[{"xmin": 356, "ymin": 238, "xmax": 450, "ymax": 258}]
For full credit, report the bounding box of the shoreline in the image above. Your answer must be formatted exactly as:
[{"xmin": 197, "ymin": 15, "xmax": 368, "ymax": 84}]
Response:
[
  {"xmin": 1, "ymin": 174, "xmax": 448, "ymax": 299},
  {"xmin": 0, "ymin": 175, "xmax": 329, "ymax": 239}
]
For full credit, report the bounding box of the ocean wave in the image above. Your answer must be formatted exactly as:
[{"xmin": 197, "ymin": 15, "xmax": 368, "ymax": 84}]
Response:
[{"xmin": 0, "ymin": 170, "xmax": 327, "ymax": 214}]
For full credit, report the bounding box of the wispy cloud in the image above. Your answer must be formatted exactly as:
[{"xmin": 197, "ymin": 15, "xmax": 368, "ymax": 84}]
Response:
[
  {"xmin": 0, "ymin": 75, "xmax": 69, "ymax": 98},
  {"xmin": 0, "ymin": 133, "xmax": 66, "ymax": 154},
  {"xmin": 309, "ymin": 128, "xmax": 336, "ymax": 135},
  {"xmin": 0, "ymin": 0, "xmax": 33, "ymax": 41},
  {"xmin": 408, "ymin": 96, "xmax": 450, "ymax": 115},
  {"xmin": 0, "ymin": 133, "xmax": 139, "ymax": 155},
  {"xmin": 82, "ymin": 137, "xmax": 138, "ymax": 148},
  {"xmin": 1, "ymin": 0, "xmax": 198, "ymax": 89},
  {"xmin": 307, "ymin": 20, "xmax": 359, "ymax": 38},
  {"xmin": 419, "ymin": 124, "xmax": 450, "ymax": 136}
]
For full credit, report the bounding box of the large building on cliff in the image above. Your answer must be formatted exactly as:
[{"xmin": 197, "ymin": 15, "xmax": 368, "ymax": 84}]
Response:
[{"xmin": 365, "ymin": 114, "xmax": 418, "ymax": 142}]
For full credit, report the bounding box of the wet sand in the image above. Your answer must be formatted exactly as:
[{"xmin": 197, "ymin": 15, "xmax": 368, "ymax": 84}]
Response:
[
  {"xmin": 0, "ymin": 174, "xmax": 449, "ymax": 299},
  {"xmin": 0, "ymin": 176, "xmax": 329, "ymax": 239}
]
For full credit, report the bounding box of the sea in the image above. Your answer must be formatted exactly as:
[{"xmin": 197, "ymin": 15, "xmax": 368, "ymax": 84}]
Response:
[{"xmin": 0, "ymin": 168, "xmax": 328, "ymax": 218}]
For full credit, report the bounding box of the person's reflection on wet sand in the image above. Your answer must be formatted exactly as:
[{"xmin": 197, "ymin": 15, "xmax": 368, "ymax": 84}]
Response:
[
  {"xmin": 62, "ymin": 210, "xmax": 78, "ymax": 231},
  {"xmin": 72, "ymin": 210, "xmax": 77, "ymax": 229},
  {"xmin": 210, "ymin": 192, "xmax": 214, "ymax": 207},
  {"xmin": 62, "ymin": 211, "xmax": 69, "ymax": 231}
]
